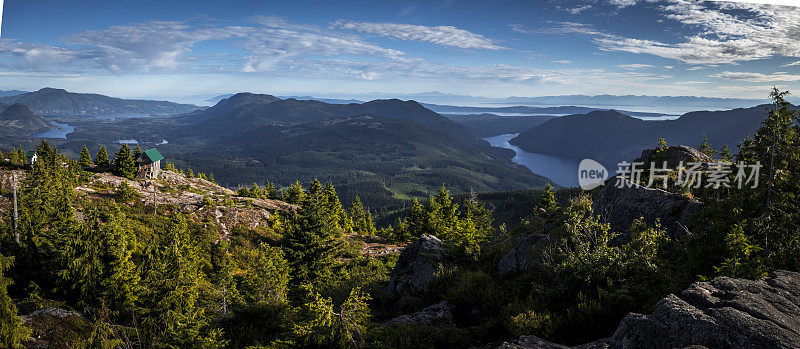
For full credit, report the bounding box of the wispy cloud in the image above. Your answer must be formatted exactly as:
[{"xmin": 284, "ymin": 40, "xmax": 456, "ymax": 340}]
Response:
[
  {"xmin": 617, "ymin": 63, "xmax": 655, "ymax": 69},
  {"xmin": 711, "ymin": 71, "xmax": 800, "ymax": 82},
  {"xmin": 566, "ymin": 5, "xmax": 593, "ymax": 14},
  {"xmin": 597, "ymin": 1, "xmax": 800, "ymax": 64},
  {"xmin": 783, "ymin": 60, "xmax": 800, "ymax": 67},
  {"xmin": 553, "ymin": 60, "xmax": 573, "ymax": 64},
  {"xmin": 332, "ymin": 20, "xmax": 504, "ymax": 50}
]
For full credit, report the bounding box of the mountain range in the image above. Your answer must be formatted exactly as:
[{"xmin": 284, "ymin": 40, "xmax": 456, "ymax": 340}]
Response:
[
  {"xmin": 188, "ymin": 93, "xmax": 469, "ymax": 140},
  {"xmin": 423, "ymin": 103, "xmax": 672, "ymax": 118},
  {"xmin": 0, "ymin": 88, "xmax": 199, "ymax": 117},
  {"xmin": 51, "ymin": 92, "xmax": 550, "ymax": 211},
  {"xmin": 509, "ymin": 106, "xmax": 786, "ymax": 167},
  {"xmin": 0, "ymin": 90, "xmax": 28, "ymax": 98},
  {"xmin": 0, "ymin": 103, "xmax": 52, "ymax": 138}
]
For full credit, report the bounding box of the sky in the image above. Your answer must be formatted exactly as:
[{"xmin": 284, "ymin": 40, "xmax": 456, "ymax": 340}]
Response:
[{"xmin": 0, "ymin": 0, "xmax": 799, "ymax": 102}]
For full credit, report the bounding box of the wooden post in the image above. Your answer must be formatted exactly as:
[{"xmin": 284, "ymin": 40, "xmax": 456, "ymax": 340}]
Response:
[
  {"xmin": 152, "ymin": 181, "xmax": 157, "ymax": 215},
  {"xmin": 13, "ymin": 173, "xmax": 19, "ymax": 245}
]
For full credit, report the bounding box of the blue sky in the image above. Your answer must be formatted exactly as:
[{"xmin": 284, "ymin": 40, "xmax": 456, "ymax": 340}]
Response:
[{"xmin": 0, "ymin": 0, "xmax": 799, "ymax": 102}]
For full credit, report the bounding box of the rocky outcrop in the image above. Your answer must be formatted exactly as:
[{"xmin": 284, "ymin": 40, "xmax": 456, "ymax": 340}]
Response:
[
  {"xmin": 384, "ymin": 301, "xmax": 454, "ymax": 326},
  {"xmin": 593, "ymin": 177, "xmax": 702, "ymax": 239},
  {"xmin": 498, "ymin": 234, "xmax": 552, "ymax": 277},
  {"xmin": 386, "ymin": 234, "xmax": 446, "ymax": 298},
  {"xmin": 634, "ymin": 145, "xmax": 712, "ymax": 169},
  {"xmin": 499, "ymin": 270, "xmax": 800, "ymax": 349},
  {"xmin": 0, "ymin": 170, "xmax": 25, "ymax": 192}
]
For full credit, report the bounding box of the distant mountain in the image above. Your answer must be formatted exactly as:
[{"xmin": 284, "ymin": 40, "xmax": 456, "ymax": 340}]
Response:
[
  {"xmin": 443, "ymin": 113, "xmax": 557, "ymax": 138},
  {"xmin": 0, "ymin": 88, "xmax": 199, "ymax": 116},
  {"xmin": 282, "ymin": 96, "xmax": 365, "ymax": 104},
  {"xmin": 503, "ymin": 95, "xmax": 766, "ymax": 110},
  {"xmin": 321, "ymin": 92, "xmax": 767, "ymax": 112},
  {"xmin": 205, "ymin": 94, "xmax": 235, "ymax": 104},
  {"xmin": 0, "ymin": 90, "xmax": 28, "ymax": 98},
  {"xmin": 510, "ymin": 106, "xmax": 783, "ymax": 167},
  {"xmin": 170, "ymin": 112, "xmax": 549, "ymax": 210},
  {"xmin": 190, "ymin": 93, "xmax": 469, "ymax": 139},
  {"xmin": 425, "ymin": 103, "xmax": 673, "ymax": 118},
  {"xmin": 0, "ymin": 103, "xmax": 52, "ymax": 137},
  {"xmin": 206, "ymin": 94, "xmax": 362, "ymax": 105}
]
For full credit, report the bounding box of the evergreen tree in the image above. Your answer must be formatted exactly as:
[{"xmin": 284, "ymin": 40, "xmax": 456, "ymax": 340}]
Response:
[
  {"xmin": 16, "ymin": 147, "xmax": 25, "ymax": 166},
  {"xmin": 112, "ymin": 145, "xmax": 136, "ymax": 180},
  {"xmin": 140, "ymin": 217, "xmax": 225, "ymax": 347},
  {"xmin": 537, "ymin": 183, "xmax": 558, "ymax": 212},
  {"xmin": 719, "ymin": 144, "xmax": 733, "ymax": 162},
  {"xmin": 64, "ymin": 203, "xmax": 140, "ymax": 312},
  {"xmin": 133, "ymin": 145, "xmax": 142, "ymax": 161},
  {"xmin": 284, "ymin": 180, "xmax": 306, "ymax": 204},
  {"xmin": 0, "ymin": 253, "xmax": 31, "ymax": 348},
  {"xmin": 243, "ymin": 243, "xmax": 289, "ymax": 304},
  {"xmin": 211, "ymin": 240, "xmax": 241, "ymax": 315},
  {"xmin": 698, "ymin": 136, "xmax": 717, "ymax": 158},
  {"xmin": 95, "ymin": 146, "xmax": 110, "ymax": 168},
  {"xmin": 323, "ymin": 183, "xmax": 348, "ymax": 232},
  {"xmin": 17, "ymin": 141, "xmax": 78, "ymax": 292},
  {"xmin": 349, "ymin": 197, "xmax": 376, "ymax": 236},
  {"xmin": 79, "ymin": 145, "xmax": 94, "ymax": 167},
  {"xmin": 284, "ymin": 179, "xmax": 344, "ymax": 285}
]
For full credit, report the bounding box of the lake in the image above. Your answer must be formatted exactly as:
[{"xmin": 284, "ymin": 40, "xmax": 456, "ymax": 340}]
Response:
[
  {"xmin": 484, "ymin": 133, "xmax": 580, "ymax": 187},
  {"xmin": 34, "ymin": 122, "xmax": 75, "ymax": 139}
]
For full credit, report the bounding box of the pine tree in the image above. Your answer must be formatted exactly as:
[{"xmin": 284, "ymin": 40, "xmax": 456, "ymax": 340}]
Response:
[
  {"xmin": 64, "ymin": 203, "xmax": 140, "ymax": 312},
  {"xmin": 140, "ymin": 217, "xmax": 224, "ymax": 347},
  {"xmin": 537, "ymin": 183, "xmax": 558, "ymax": 212},
  {"xmin": 349, "ymin": 197, "xmax": 376, "ymax": 236},
  {"xmin": 284, "ymin": 180, "xmax": 306, "ymax": 204},
  {"xmin": 133, "ymin": 145, "xmax": 142, "ymax": 161},
  {"xmin": 243, "ymin": 243, "xmax": 289, "ymax": 304},
  {"xmin": 16, "ymin": 147, "xmax": 25, "ymax": 166},
  {"xmin": 719, "ymin": 144, "xmax": 733, "ymax": 162},
  {"xmin": 699, "ymin": 136, "xmax": 717, "ymax": 158},
  {"xmin": 79, "ymin": 145, "xmax": 94, "ymax": 167},
  {"xmin": 112, "ymin": 145, "xmax": 136, "ymax": 180},
  {"xmin": 96, "ymin": 146, "xmax": 110, "ymax": 168},
  {"xmin": 284, "ymin": 179, "xmax": 344, "ymax": 285},
  {"xmin": 265, "ymin": 181, "xmax": 278, "ymax": 199},
  {"xmin": 211, "ymin": 240, "xmax": 241, "ymax": 314},
  {"xmin": 323, "ymin": 183, "xmax": 348, "ymax": 232},
  {"xmin": 0, "ymin": 253, "xmax": 31, "ymax": 348},
  {"xmin": 17, "ymin": 142, "xmax": 77, "ymax": 292}
]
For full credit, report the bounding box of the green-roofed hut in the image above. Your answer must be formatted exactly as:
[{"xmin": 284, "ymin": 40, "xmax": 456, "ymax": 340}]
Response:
[{"xmin": 135, "ymin": 148, "xmax": 164, "ymax": 179}]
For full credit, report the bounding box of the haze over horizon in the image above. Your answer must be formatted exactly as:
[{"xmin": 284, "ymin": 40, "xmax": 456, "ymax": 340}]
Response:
[{"xmin": 1, "ymin": 0, "xmax": 799, "ymax": 102}]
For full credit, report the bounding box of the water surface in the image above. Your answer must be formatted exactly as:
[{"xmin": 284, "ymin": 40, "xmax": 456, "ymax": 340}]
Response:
[
  {"xmin": 484, "ymin": 133, "xmax": 579, "ymax": 187},
  {"xmin": 34, "ymin": 122, "xmax": 74, "ymax": 139}
]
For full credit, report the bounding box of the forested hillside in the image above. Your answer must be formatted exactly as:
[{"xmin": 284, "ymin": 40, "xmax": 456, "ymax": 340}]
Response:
[{"xmin": 1, "ymin": 89, "xmax": 799, "ymax": 348}]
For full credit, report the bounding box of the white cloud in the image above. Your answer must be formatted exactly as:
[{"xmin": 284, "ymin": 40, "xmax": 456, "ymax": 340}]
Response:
[
  {"xmin": 566, "ymin": 5, "xmax": 593, "ymax": 14},
  {"xmin": 595, "ymin": 1, "xmax": 800, "ymax": 64},
  {"xmin": 333, "ymin": 20, "xmax": 505, "ymax": 50},
  {"xmin": 711, "ymin": 71, "xmax": 800, "ymax": 82},
  {"xmin": 553, "ymin": 60, "xmax": 573, "ymax": 64},
  {"xmin": 783, "ymin": 61, "xmax": 800, "ymax": 67},
  {"xmin": 512, "ymin": 22, "xmax": 604, "ymax": 36},
  {"xmin": 617, "ymin": 63, "xmax": 655, "ymax": 69},
  {"xmin": 608, "ymin": 0, "xmax": 638, "ymax": 8}
]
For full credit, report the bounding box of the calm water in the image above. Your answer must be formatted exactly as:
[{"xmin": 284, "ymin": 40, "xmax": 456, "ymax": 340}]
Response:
[
  {"xmin": 34, "ymin": 122, "xmax": 74, "ymax": 139},
  {"xmin": 484, "ymin": 133, "xmax": 580, "ymax": 187}
]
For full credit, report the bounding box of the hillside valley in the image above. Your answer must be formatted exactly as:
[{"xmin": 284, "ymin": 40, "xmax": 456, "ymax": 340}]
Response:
[
  {"xmin": 5, "ymin": 91, "xmax": 551, "ymax": 214},
  {"xmin": 0, "ymin": 88, "xmax": 200, "ymax": 118},
  {"xmin": 510, "ymin": 106, "xmax": 792, "ymax": 167}
]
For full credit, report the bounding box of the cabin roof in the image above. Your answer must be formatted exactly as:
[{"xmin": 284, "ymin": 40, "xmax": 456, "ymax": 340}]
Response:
[{"xmin": 141, "ymin": 148, "xmax": 164, "ymax": 163}]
